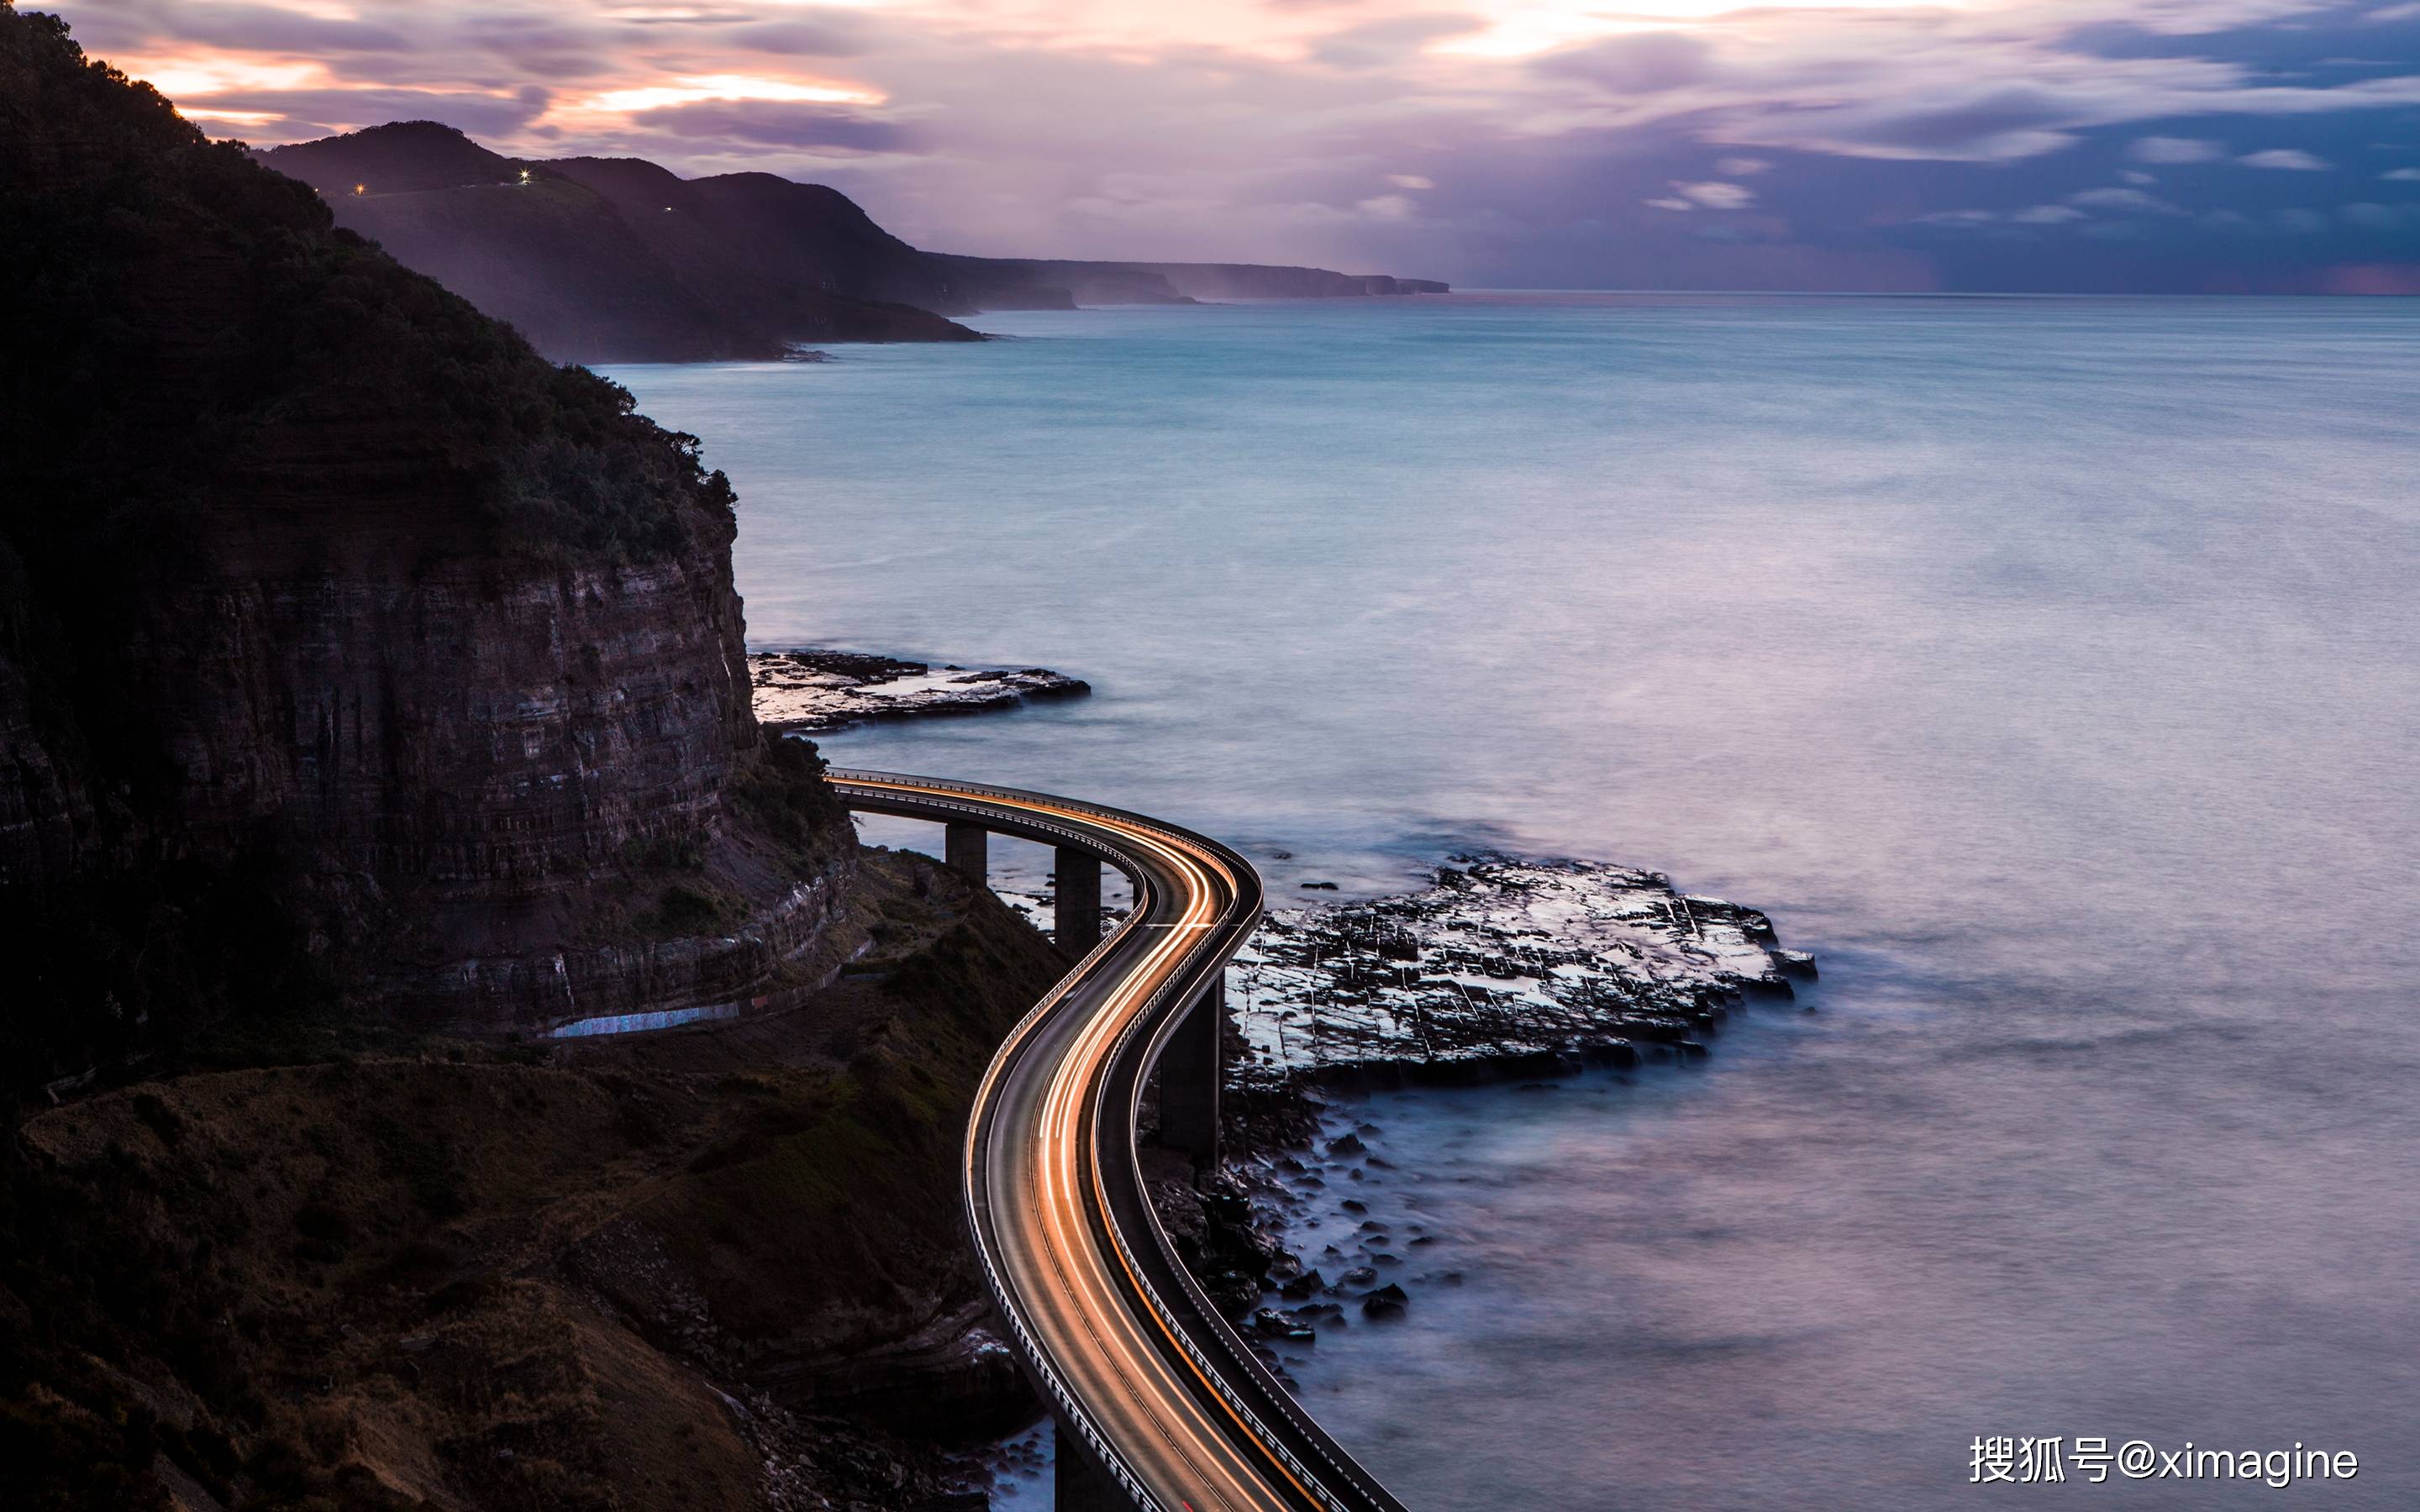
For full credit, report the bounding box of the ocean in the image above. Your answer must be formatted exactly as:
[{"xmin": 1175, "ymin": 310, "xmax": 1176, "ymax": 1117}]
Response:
[{"xmin": 607, "ymin": 291, "xmax": 2420, "ymax": 1508}]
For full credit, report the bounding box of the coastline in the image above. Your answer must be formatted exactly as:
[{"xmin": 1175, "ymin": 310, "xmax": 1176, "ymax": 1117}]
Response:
[
  {"xmin": 1161, "ymin": 855, "xmax": 1811, "ymax": 1361},
  {"xmin": 830, "ymin": 678, "xmax": 1814, "ymax": 1503},
  {"xmin": 627, "ymin": 291, "xmax": 2420, "ymax": 1511}
]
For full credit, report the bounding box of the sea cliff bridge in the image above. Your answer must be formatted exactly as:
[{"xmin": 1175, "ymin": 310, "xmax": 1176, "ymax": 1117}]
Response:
[{"xmin": 830, "ymin": 770, "xmax": 1408, "ymax": 1512}]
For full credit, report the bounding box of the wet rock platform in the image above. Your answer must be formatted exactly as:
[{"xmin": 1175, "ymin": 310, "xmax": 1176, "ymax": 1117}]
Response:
[
  {"xmin": 752, "ymin": 649, "xmax": 1090, "ymax": 734},
  {"xmin": 1228, "ymin": 854, "xmax": 1812, "ymax": 1088}
]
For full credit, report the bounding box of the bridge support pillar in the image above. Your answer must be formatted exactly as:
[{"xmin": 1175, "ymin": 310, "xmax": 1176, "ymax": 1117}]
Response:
[
  {"xmin": 1055, "ymin": 846, "xmax": 1102, "ymax": 956},
  {"xmin": 944, "ymin": 821, "xmax": 987, "ymax": 885},
  {"xmin": 1053, "ymin": 1415, "xmax": 1130, "ymax": 1511},
  {"xmin": 1159, "ymin": 977, "xmax": 1223, "ymax": 1169}
]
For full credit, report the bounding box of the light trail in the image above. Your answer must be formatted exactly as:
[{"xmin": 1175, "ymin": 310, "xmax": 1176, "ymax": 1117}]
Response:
[{"xmin": 830, "ymin": 772, "xmax": 1407, "ymax": 1512}]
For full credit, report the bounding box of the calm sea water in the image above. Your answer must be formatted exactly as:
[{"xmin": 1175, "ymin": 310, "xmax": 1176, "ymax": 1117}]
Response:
[{"xmin": 608, "ymin": 293, "xmax": 2420, "ymax": 1508}]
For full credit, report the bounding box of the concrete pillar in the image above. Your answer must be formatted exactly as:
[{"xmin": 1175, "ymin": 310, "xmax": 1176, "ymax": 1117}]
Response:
[
  {"xmin": 1158, "ymin": 976, "xmax": 1223, "ymax": 1168},
  {"xmin": 1054, "ymin": 1416, "xmax": 1131, "ymax": 1511},
  {"xmin": 1055, "ymin": 846, "xmax": 1102, "ymax": 955},
  {"xmin": 944, "ymin": 821, "xmax": 987, "ymax": 885}
]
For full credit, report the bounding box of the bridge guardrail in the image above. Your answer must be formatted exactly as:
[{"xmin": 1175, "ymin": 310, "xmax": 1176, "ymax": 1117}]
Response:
[
  {"xmin": 829, "ymin": 771, "xmax": 1401, "ymax": 1512},
  {"xmin": 834, "ymin": 774, "xmax": 1167, "ymax": 1508}
]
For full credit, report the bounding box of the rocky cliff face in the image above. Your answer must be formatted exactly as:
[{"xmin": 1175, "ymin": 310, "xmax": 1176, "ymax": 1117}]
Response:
[
  {"xmin": 0, "ymin": 9, "xmax": 857, "ymax": 1069},
  {"xmin": 134, "ymin": 487, "xmax": 855, "ymax": 1036}
]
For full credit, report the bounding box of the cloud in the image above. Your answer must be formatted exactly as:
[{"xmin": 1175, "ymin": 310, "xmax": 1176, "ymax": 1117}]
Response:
[
  {"xmin": 2069, "ymin": 186, "xmax": 2186, "ymax": 213},
  {"xmin": 2129, "ymin": 134, "xmax": 2223, "ymax": 162},
  {"xmin": 729, "ymin": 18, "xmax": 872, "ymax": 57},
  {"xmin": 2238, "ymin": 147, "xmax": 2333, "ymax": 168},
  {"xmin": 1671, "ymin": 180, "xmax": 1754, "ymax": 209},
  {"xmin": 51, "ymin": 0, "xmax": 2420, "ymax": 295},
  {"xmin": 1534, "ymin": 32, "xmax": 1715, "ymax": 95},
  {"xmin": 629, "ymin": 101, "xmax": 911, "ymax": 150},
  {"xmin": 590, "ymin": 75, "xmax": 882, "ymax": 112},
  {"xmin": 1310, "ymin": 14, "xmax": 1484, "ymax": 71},
  {"xmin": 184, "ymin": 87, "xmax": 557, "ymax": 142}
]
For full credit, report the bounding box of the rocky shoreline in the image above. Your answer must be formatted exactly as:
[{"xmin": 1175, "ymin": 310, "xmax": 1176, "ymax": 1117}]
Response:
[
  {"xmin": 957, "ymin": 852, "xmax": 1814, "ymax": 1496},
  {"xmin": 1233, "ymin": 854, "xmax": 1812, "ymax": 1087},
  {"xmin": 750, "ymin": 649, "xmax": 1090, "ymax": 734},
  {"xmin": 1161, "ymin": 855, "xmax": 1813, "ymax": 1387},
  {"xmin": 954, "ymin": 853, "xmax": 1813, "ymax": 1497}
]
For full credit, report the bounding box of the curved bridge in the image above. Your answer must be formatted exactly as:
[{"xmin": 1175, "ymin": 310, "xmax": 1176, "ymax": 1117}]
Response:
[{"xmin": 830, "ymin": 770, "xmax": 1407, "ymax": 1512}]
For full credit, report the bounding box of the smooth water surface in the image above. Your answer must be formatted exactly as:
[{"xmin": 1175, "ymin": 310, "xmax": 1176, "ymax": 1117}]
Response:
[{"xmin": 609, "ymin": 293, "xmax": 2420, "ymax": 1506}]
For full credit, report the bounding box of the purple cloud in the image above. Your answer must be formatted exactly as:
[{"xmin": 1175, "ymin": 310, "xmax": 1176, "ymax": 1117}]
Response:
[
  {"xmin": 40, "ymin": 0, "xmax": 2420, "ymax": 293},
  {"xmin": 631, "ymin": 101, "xmax": 913, "ymax": 151},
  {"xmin": 2240, "ymin": 147, "xmax": 2334, "ymax": 168}
]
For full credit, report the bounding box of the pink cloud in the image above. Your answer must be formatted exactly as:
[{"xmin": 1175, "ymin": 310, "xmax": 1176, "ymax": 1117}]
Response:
[{"xmin": 42, "ymin": 0, "xmax": 2420, "ymax": 290}]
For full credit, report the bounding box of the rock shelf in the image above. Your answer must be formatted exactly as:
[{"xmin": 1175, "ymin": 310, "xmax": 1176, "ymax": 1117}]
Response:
[
  {"xmin": 750, "ymin": 649, "xmax": 1090, "ymax": 733},
  {"xmin": 1227, "ymin": 854, "xmax": 1809, "ymax": 1087},
  {"xmin": 1140, "ymin": 853, "xmax": 1815, "ymax": 1382}
]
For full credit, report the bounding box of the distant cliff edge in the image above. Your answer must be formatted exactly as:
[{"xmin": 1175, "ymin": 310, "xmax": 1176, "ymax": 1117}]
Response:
[
  {"xmin": 0, "ymin": 13, "xmax": 862, "ymax": 1069},
  {"xmin": 255, "ymin": 121, "xmax": 1449, "ymax": 363},
  {"xmin": 930, "ymin": 254, "xmax": 1450, "ymax": 306}
]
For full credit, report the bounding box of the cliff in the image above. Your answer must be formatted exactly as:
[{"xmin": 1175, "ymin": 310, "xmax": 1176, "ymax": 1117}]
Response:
[
  {"xmin": 0, "ymin": 9, "xmax": 860, "ymax": 1071},
  {"xmin": 259, "ymin": 122, "xmax": 978, "ymax": 361},
  {"xmin": 253, "ymin": 122, "xmax": 1447, "ymax": 362},
  {"xmin": 542, "ymin": 155, "xmax": 991, "ymax": 320},
  {"xmin": 932, "ymin": 255, "xmax": 1451, "ymax": 305}
]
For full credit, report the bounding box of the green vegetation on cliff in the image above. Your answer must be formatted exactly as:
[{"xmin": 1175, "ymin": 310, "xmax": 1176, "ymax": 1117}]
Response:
[{"xmin": 0, "ymin": 8, "xmax": 726, "ymax": 567}]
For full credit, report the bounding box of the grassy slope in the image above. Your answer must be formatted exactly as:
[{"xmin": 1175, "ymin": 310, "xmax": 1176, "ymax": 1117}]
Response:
[{"xmin": 1, "ymin": 852, "xmax": 1065, "ymax": 1511}]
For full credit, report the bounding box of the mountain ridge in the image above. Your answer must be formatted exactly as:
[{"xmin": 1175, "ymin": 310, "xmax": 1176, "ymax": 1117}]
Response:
[{"xmin": 257, "ymin": 120, "xmax": 1447, "ymax": 362}]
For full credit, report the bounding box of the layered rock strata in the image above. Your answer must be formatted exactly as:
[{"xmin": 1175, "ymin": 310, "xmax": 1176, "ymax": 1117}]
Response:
[{"xmin": 0, "ymin": 11, "xmax": 857, "ymax": 1060}]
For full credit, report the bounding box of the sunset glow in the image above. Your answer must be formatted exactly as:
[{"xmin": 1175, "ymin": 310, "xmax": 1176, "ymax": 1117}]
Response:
[
  {"xmin": 174, "ymin": 105, "xmax": 281, "ymax": 124},
  {"xmin": 1435, "ymin": 0, "xmax": 1976, "ymax": 58},
  {"xmin": 44, "ymin": 0, "xmax": 2420, "ymax": 293},
  {"xmin": 586, "ymin": 75, "xmax": 887, "ymax": 113},
  {"xmin": 113, "ymin": 50, "xmax": 329, "ymax": 100}
]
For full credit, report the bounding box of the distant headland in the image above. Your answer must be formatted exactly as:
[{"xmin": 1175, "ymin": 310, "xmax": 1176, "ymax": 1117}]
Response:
[{"xmin": 255, "ymin": 121, "xmax": 1449, "ymax": 364}]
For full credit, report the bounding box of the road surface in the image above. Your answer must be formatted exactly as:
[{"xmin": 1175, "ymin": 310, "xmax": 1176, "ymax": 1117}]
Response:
[{"xmin": 830, "ymin": 770, "xmax": 1407, "ymax": 1512}]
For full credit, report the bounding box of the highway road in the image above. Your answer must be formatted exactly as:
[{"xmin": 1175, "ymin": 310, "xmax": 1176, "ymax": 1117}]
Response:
[{"xmin": 829, "ymin": 771, "xmax": 1407, "ymax": 1512}]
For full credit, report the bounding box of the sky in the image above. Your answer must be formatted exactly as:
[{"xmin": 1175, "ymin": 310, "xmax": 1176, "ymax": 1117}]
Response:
[{"xmin": 45, "ymin": 0, "xmax": 2420, "ymax": 292}]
